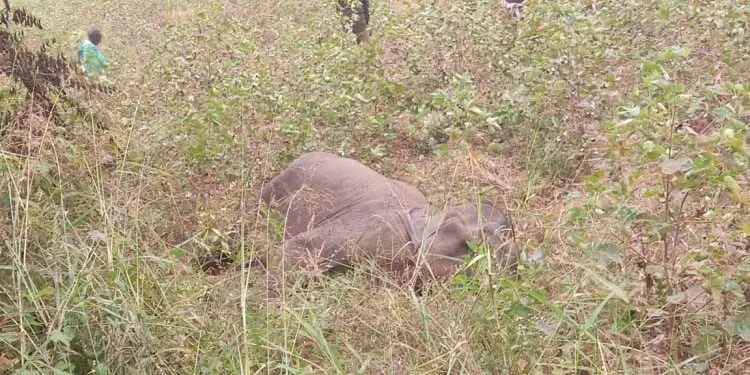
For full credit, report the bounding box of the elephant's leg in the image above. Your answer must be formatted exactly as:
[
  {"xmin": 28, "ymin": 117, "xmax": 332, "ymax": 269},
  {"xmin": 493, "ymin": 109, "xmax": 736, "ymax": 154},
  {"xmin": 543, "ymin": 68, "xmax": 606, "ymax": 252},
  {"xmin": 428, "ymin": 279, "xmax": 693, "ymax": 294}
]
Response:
[
  {"xmin": 285, "ymin": 227, "xmax": 351, "ymax": 273},
  {"xmin": 267, "ymin": 224, "xmax": 352, "ymax": 292}
]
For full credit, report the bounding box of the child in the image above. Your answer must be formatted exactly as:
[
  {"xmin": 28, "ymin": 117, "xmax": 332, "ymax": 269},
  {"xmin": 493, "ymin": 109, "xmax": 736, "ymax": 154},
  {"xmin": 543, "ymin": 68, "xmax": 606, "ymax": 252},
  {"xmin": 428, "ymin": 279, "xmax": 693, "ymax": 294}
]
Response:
[{"xmin": 77, "ymin": 28, "xmax": 110, "ymax": 76}]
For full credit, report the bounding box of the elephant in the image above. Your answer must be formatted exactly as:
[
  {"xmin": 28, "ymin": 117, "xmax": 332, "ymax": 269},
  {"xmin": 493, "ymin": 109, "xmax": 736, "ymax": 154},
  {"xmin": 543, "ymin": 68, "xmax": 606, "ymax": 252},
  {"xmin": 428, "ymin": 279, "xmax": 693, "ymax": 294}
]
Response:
[{"xmin": 260, "ymin": 151, "xmax": 517, "ymax": 288}]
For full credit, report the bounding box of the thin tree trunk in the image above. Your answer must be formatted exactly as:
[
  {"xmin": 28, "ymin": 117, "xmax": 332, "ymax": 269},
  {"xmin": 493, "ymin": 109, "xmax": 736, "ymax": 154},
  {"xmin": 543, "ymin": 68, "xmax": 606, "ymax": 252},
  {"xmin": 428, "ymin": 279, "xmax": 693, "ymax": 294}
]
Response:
[
  {"xmin": 3, "ymin": 0, "xmax": 11, "ymax": 24},
  {"xmin": 2, "ymin": 0, "xmax": 15, "ymax": 50},
  {"xmin": 3, "ymin": 0, "xmax": 12, "ymax": 35}
]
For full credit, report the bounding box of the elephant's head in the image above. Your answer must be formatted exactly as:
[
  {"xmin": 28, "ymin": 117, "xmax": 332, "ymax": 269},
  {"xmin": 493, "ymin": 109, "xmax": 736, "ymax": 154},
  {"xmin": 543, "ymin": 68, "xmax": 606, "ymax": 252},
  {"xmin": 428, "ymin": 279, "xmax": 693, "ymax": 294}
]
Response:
[{"xmin": 415, "ymin": 202, "xmax": 517, "ymax": 280}]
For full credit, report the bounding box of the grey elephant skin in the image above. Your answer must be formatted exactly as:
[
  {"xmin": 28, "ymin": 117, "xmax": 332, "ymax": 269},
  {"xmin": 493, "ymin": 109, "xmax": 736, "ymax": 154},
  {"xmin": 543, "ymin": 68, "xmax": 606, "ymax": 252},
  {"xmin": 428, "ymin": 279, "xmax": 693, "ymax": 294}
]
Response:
[{"xmin": 260, "ymin": 151, "xmax": 516, "ymax": 286}]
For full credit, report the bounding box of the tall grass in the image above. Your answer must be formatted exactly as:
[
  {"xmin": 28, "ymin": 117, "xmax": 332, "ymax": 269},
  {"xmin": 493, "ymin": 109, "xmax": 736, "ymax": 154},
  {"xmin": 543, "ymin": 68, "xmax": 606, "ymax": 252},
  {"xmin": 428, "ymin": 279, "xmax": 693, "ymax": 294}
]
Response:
[{"xmin": 1, "ymin": 0, "xmax": 748, "ymax": 373}]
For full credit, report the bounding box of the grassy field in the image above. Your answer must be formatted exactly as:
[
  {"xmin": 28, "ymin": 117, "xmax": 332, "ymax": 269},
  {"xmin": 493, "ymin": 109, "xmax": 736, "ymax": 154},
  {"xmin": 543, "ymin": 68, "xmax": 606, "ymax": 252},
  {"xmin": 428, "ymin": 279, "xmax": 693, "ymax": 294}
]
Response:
[{"xmin": 1, "ymin": 0, "xmax": 748, "ymax": 373}]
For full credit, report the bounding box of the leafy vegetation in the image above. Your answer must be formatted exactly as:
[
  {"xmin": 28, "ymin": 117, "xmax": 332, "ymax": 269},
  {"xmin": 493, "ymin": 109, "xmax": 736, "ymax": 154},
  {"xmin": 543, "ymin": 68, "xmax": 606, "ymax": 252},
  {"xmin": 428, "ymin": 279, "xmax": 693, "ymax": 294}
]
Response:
[
  {"xmin": 0, "ymin": 0, "xmax": 747, "ymax": 373},
  {"xmin": 1, "ymin": 0, "xmax": 111, "ymax": 135}
]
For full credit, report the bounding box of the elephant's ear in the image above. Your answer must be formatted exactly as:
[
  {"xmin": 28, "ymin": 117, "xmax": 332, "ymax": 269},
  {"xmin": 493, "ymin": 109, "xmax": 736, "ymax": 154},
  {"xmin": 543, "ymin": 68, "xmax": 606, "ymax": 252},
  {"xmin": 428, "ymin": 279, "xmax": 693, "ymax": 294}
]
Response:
[
  {"xmin": 420, "ymin": 214, "xmax": 470, "ymax": 259},
  {"xmin": 454, "ymin": 203, "xmax": 506, "ymax": 240},
  {"xmin": 403, "ymin": 207, "xmax": 429, "ymax": 249},
  {"xmin": 413, "ymin": 215, "xmax": 471, "ymax": 280},
  {"xmin": 260, "ymin": 179, "xmax": 275, "ymax": 204}
]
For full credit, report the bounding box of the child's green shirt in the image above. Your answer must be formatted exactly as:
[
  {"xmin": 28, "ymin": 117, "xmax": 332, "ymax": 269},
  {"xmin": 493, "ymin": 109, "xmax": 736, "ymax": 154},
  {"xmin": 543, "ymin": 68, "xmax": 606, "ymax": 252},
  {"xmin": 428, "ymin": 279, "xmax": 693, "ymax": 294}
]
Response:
[{"xmin": 77, "ymin": 40, "xmax": 109, "ymax": 76}]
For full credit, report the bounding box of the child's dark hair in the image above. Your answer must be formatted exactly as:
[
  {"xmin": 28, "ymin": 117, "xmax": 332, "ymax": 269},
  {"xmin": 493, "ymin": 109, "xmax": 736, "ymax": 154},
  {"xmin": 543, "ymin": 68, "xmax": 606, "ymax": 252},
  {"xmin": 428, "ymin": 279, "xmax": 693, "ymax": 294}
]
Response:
[{"xmin": 87, "ymin": 28, "xmax": 102, "ymax": 45}]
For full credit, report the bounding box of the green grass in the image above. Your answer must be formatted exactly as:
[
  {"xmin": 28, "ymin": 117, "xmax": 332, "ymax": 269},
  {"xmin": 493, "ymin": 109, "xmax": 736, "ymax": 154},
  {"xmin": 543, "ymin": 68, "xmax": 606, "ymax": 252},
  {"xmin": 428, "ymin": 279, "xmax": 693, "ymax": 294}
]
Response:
[{"xmin": 1, "ymin": 0, "xmax": 748, "ymax": 373}]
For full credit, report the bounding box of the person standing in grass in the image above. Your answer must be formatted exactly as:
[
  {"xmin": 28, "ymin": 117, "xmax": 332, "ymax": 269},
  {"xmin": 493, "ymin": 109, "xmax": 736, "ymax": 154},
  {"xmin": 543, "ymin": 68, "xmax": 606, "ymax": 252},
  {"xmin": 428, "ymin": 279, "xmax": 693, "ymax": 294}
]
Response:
[{"xmin": 77, "ymin": 27, "xmax": 110, "ymax": 77}]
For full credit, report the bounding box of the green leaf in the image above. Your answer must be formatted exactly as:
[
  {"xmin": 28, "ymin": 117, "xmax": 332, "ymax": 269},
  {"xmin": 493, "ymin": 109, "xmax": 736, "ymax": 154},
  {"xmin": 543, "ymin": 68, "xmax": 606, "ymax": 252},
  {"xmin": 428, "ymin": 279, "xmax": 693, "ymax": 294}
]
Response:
[
  {"xmin": 566, "ymin": 206, "xmax": 587, "ymax": 224},
  {"xmin": 0, "ymin": 193, "xmax": 10, "ymax": 209},
  {"xmin": 725, "ymin": 310, "xmax": 750, "ymax": 341},
  {"xmin": 722, "ymin": 175, "xmax": 743, "ymax": 202},
  {"xmin": 48, "ymin": 329, "xmax": 74, "ymax": 347},
  {"xmin": 657, "ymin": 46, "xmax": 691, "ymax": 61},
  {"xmin": 510, "ymin": 302, "xmax": 533, "ymax": 316},
  {"xmin": 583, "ymin": 291, "xmax": 615, "ymax": 331},
  {"xmin": 616, "ymin": 205, "xmax": 638, "ymax": 224},
  {"xmin": 171, "ymin": 246, "xmax": 184, "ymax": 258}
]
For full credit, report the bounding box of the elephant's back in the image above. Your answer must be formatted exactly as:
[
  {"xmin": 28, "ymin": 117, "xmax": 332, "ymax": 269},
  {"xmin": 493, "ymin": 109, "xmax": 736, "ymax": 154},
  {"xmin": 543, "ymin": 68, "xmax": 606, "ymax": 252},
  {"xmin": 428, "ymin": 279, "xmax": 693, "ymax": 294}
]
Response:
[
  {"xmin": 283, "ymin": 152, "xmax": 422, "ymax": 203},
  {"xmin": 263, "ymin": 151, "xmax": 416, "ymax": 236},
  {"xmin": 289, "ymin": 152, "xmax": 386, "ymax": 187}
]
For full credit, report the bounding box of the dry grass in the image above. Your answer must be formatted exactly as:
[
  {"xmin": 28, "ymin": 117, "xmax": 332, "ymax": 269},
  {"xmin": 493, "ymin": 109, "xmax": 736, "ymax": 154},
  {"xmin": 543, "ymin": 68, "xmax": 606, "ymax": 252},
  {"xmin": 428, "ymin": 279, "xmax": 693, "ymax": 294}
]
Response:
[{"xmin": 1, "ymin": 0, "xmax": 748, "ymax": 373}]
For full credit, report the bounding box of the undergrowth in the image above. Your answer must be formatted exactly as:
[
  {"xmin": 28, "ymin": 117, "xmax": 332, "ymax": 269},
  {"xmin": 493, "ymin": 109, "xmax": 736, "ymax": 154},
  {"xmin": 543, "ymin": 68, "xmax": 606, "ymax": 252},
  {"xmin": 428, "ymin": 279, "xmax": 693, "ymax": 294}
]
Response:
[{"xmin": 0, "ymin": 0, "xmax": 748, "ymax": 374}]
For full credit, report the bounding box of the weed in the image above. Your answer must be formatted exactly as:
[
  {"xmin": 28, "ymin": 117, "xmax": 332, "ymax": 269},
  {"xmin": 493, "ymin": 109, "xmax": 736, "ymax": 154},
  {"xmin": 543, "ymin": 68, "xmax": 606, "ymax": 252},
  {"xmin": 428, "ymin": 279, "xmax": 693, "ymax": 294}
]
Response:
[{"xmin": 1, "ymin": 0, "xmax": 748, "ymax": 373}]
